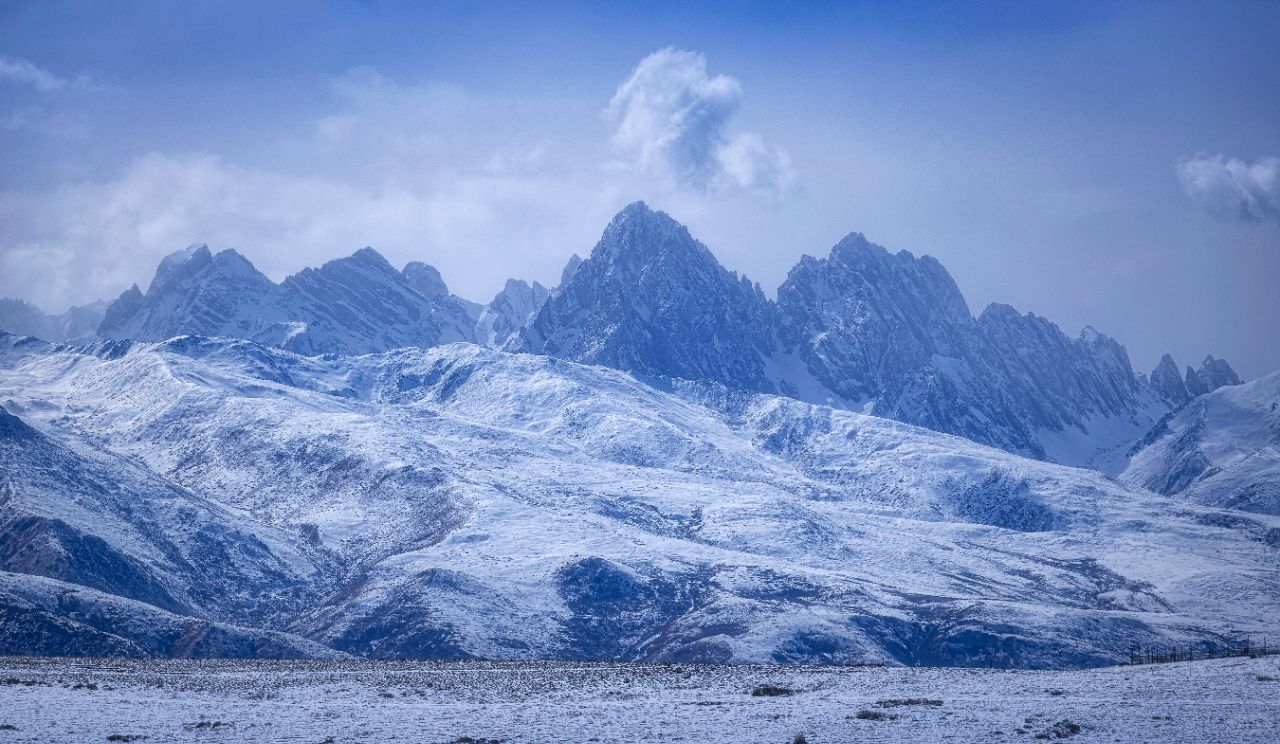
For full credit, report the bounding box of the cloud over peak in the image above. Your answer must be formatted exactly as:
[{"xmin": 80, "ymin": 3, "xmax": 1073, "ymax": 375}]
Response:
[
  {"xmin": 605, "ymin": 48, "xmax": 794, "ymax": 194},
  {"xmin": 1177, "ymin": 153, "xmax": 1280, "ymax": 226}
]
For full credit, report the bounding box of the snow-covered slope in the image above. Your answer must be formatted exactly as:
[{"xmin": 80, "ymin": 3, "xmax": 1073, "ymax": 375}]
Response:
[
  {"xmin": 2, "ymin": 331, "xmax": 1277, "ymax": 666},
  {"xmin": 1124, "ymin": 370, "xmax": 1280, "ymax": 516},
  {"xmin": 0, "ymin": 401, "xmax": 332, "ymax": 624},
  {"xmin": 0, "ymin": 572, "xmax": 341, "ymax": 659}
]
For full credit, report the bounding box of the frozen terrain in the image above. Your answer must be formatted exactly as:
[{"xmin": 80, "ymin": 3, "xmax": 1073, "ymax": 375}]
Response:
[
  {"xmin": 1125, "ymin": 370, "xmax": 1280, "ymax": 515},
  {"xmin": 1, "ymin": 655, "xmax": 1278, "ymax": 742},
  {"xmin": 2, "ymin": 331, "xmax": 1278, "ymax": 665}
]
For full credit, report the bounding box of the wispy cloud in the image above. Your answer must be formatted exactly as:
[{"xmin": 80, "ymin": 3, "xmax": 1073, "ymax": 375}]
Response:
[
  {"xmin": 0, "ymin": 54, "xmax": 77, "ymax": 93},
  {"xmin": 605, "ymin": 48, "xmax": 795, "ymax": 194},
  {"xmin": 1177, "ymin": 153, "xmax": 1280, "ymax": 226}
]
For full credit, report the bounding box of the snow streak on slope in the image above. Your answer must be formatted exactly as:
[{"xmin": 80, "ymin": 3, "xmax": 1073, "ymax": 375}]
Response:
[
  {"xmin": 2, "ymin": 331, "xmax": 1278, "ymax": 666},
  {"xmin": 1125, "ymin": 370, "xmax": 1280, "ymax": 516}
]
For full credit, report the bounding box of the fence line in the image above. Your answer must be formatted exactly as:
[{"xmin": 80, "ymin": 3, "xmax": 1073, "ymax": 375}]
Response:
[{"xmin": 1127, "ymin": 638, "xmax": 1277, "ymax": 665}]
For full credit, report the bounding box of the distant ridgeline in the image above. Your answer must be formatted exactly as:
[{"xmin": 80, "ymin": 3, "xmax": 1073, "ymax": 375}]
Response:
[{"xmin": 0, "ymin": 202, "xmax": 1248, "ymax": 470}]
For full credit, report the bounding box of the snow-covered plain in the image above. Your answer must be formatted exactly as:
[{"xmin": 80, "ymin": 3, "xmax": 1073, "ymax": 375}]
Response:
[{"xmin": 1, "ymin": 655, "xmax": 1279, "ymax": 743}]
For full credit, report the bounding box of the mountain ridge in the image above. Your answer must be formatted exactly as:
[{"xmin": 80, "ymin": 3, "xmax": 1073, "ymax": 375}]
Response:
[{"xmin": 0, "ymin": 202, "xmax": 1251, "ymax": 469}]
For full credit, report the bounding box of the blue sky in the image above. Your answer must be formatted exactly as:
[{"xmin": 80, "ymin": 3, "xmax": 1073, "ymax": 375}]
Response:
[{"xmin": 1, "ymin": 0, "xmax": 1278, "ymax": 376}]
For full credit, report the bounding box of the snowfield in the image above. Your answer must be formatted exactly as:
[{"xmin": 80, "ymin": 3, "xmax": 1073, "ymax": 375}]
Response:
[{"xmin": 1, "ymin": 655, "xmax": 1279, "ymax": 743}]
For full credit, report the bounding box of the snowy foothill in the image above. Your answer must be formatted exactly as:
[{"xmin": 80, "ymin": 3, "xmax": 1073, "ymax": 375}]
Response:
[{"xmin": 2, "ymin": 331, "xmax": 1278, "ymax": 666}]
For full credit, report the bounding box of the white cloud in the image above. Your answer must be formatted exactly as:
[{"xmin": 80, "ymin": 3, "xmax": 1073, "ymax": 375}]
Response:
[
  {"xmin": 1177, "ymin": 153, "xmax": 1280, "ymax": 225},
  {"xmin": 605, "ymin": 48, "xmax": 795, "ymax": 193},
  {"xmin": 0, "ymin": 148, "xmax": 633, "ymax": 311},
  {"xmin": 717, "ymin": 132, "xmax": 795, "ymax": 194},
  {"xmin": 0, "ymin": 54, "xmax": 68, "ymax": 92},
  {"xmin": 0, "ymin": 62, "xmax": 801, "ymax": 313}
]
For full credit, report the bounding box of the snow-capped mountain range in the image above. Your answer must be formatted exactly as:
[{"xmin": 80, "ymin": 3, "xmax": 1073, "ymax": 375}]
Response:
[
  {"xmin": 8, "ymin": 202, "xmax": 1245, "ymax": 470},
  {"xmin": 1, "ymin": 201, "xmax": 1274, "ymax": 665},
  {"xmin": 3, "ymin": 203, "xmax": 1247, "ymax": 472}
]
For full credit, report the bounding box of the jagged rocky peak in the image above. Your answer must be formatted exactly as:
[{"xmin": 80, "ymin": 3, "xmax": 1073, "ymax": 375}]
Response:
[
  {"xmin": 779, "ymin": 233, "xmax": 980, "ymax": 404},
  {"xmin": 558, "ymin": 254, "xmax": 584, "ymax": 288},
  {"xmin": 402, "ymin": 261, "xmax": 450, "ymax": 299},
  {"xmin": 93, "ymin": 241, "xmax": 485, "ymax": 355},
  {"xmin": 592, "ymin": 201, "xmax": 720, "ymax": 271},
  {"xmin": 1182, "ymin": 355, "xmax": 1242, "ymax": 398},
  {"xmin": 98, "ymin": 285, "xmax": 144, "ymax": 335},
  {"xmin": 1150, "ymin": 353, "xmax": 1191, "ymax": 408},
  {"xmin": 1185, "ymin": 365, "xmax": 1209, "ymax": 397},
  {"xmin": 976, "ymin": 302, "xmax": 1052, "ymax": 336},
  {"xmin": 1077, "ymin": 325, "xmax": 1136, "ymax": 378},
  {"xmin": 99, "ymin": 244, "xmax": 278, "ymax": 342},
  {"xmin": 277, "ymin": 245, "xmax": 478, "ymax": 353},
  {"xmin": 518, "ymin": 201, "xmax": 780, "ymax": 391},
  {"xmin": 319, "ymin": 246, "xmax": 397, "ymax": 276},
  {"xmin": 142, "ymin": 244, "xmax": 268, "ymax": 301},
  {"xmin": 495, "ymin": 278, "xmax": 550, "ymax": 307},
  {"xmin": 1196, "ymin": 355, "xmax": 1242, "ymax": 391},
  {"xmin": 59, "ymin": 301, "xmax": 109, "ymax": 339},
  {"xmin": 788, "ymin": 232, "xmax": 975, "ymax": 334},
  {"xmin": 149, "ymin": 243, "xmax": 213, "ymax": 293},
  {"xmin": 476, "ymin": 278, "xmax": 551, "ymax": 347},
  {"xmin": 0, "ymin": 298, "xmax": 56, "ymax": 340}
]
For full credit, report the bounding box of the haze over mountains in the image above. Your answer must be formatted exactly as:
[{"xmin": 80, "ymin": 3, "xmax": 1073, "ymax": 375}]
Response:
[
  {"xmin": 1, "ymin": 202, "xmax": 1275, "ymax": 666},
  {"xmin": 0, "ymin": 202, "xmax": 1248, "ymax": 470}
]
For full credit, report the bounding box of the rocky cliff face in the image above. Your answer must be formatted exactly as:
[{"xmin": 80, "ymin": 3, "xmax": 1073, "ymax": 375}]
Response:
[
  {"xmin": 1188, "ymin": 355, "xmax": 1243, "ymax": 395},
  {"xmin": 1150, "ymin": 353, "xmax": 1242, "ymax": 410}
]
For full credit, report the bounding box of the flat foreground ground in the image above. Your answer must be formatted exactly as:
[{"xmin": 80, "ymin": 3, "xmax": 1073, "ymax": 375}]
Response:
[{"xmin": 1, "ymin": 655, "xmax": 1278, "ymax": 743}]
